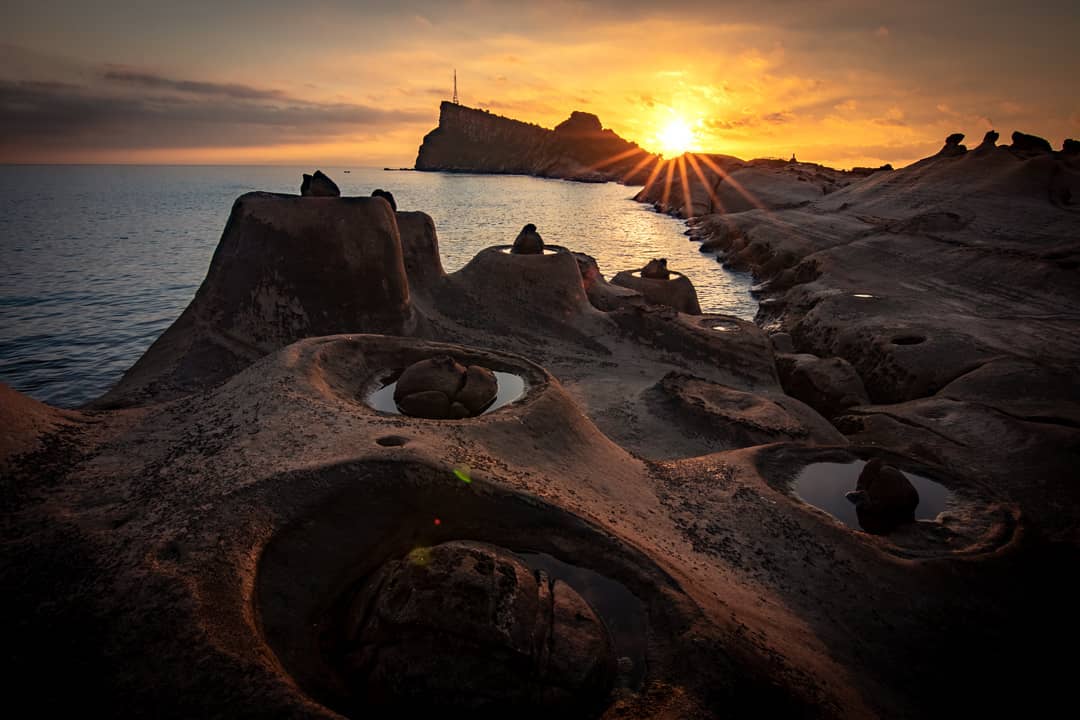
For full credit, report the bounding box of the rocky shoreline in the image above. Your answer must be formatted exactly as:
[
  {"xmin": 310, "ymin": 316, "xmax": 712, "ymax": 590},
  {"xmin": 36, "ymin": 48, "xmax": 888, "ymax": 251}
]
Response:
[{"xmin": 3, "ymin": 124, "xmax": 1079, "ymax": 717}]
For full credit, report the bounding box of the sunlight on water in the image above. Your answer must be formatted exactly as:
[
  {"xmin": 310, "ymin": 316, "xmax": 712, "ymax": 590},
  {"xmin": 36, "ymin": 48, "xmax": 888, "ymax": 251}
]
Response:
[{"xmin": 0, "ymin": 166, "xmax": 755, "ymax": 407}]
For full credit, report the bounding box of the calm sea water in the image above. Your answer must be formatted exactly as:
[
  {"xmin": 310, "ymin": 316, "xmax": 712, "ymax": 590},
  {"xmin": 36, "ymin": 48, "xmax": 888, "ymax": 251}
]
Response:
[{"xmin": 0, "ymin": 165, "xmax": 755, "ymax": 408}]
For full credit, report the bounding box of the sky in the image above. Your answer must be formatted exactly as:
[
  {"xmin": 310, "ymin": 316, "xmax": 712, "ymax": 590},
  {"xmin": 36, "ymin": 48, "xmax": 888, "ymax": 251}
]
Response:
[{"xmin": 2, "ymin": 0, "xmax": 1077, "ymax": 169}]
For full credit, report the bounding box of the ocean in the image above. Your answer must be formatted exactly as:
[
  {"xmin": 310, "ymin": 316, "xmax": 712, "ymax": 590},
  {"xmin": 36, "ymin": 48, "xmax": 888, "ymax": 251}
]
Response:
[{"xmin": 0, "ymin": 165, "xmax": 755, "ymax": 408}]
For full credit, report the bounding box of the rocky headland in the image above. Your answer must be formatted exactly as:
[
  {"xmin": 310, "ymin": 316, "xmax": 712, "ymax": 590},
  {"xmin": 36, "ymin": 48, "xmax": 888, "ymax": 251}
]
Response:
[
  {"xmin": 415, "ymin": 101, "xmax": 658, "ymax": 183},
  {"xmin": 3, "ymin": 122, "xmax": 1080, "ymax": 719}
]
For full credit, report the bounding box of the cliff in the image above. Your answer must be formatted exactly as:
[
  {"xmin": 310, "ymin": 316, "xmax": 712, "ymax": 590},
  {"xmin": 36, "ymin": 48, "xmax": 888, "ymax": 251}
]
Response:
[{"xmin": 415, "ymin": 101, "xmax": 658, "ymax": 184}]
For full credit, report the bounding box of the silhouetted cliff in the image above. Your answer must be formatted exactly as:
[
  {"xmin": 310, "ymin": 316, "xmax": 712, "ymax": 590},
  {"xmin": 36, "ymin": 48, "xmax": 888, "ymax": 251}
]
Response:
[{"xmin": 415, "ymin": 102, "xmax": 658, "ymax": 184}]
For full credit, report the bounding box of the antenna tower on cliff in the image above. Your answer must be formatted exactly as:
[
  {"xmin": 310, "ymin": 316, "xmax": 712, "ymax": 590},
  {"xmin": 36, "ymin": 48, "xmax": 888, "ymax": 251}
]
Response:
[{"xmin": 452, "ymin": 69, "xmax": 459, "ymax": 105}]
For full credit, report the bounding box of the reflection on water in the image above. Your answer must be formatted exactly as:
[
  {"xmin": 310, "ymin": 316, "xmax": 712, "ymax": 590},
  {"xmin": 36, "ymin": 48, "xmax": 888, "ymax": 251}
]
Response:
[
  {"xmin": 793, "ymin": 460, "xmax": 952, "ymax": 531},
  {"xmin": 497, "ymin": 246, "xmax": 562, "ymax": 255},
  {"xmin": 516, "ymin": 551, "xmax": 647, "ymax": 690},
  {"xmin": 0, "ymin": 166, "xmax": 755, "ymax": 407},
  {"xmin": 367, "ymin": 371, "xmax": 526, "ymax": 416}
]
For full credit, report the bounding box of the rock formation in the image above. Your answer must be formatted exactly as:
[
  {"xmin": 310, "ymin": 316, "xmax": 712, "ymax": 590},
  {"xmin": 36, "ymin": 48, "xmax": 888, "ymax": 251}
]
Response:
[
  {"xmin": 976, "ymin": 129, "xmax": 1000, "ymax": 151},
  {"xmin": 938, "ymin": 133, "xmax": 967, "ymax": 156},
  {"xmin": 372, "ymin": 188, "xmax": 397, "ymax": 210},
  {"xmin": 611, "ymin": 263, "xmax": 702, "ymax": 315},
  {"xmin": 1010, "ymin": 131, "xmax": 1053, "ymax": 153},
  {"xmin": 845, "ymin": 458, "xmax": 920, "ymax": 534},
  {"xmin": 339, "ymin": 540, "xmax": 615, "ymax": 711},
  {"xmin": 641, "ymin": 258, "xmax": 670, "ymax": 279},
  {"xmin": 392, "ymin": 355, "xmax": 498, "ymax": 418},
  {"xmin": 301, "ymin": 169, "xmax": 340, "ymax": 197},
  {"xmin": 415, "ymin": 102, "xmax": 658, "ymax": 184},
  {"xmin": 512, "ymin": 223, "xmax": 544, "ymax": 254},
  {"xmin": 3, "ymin": 140, "xmax": 1079, "ymax": 719},
  {"xmin": 1063, "ymin": 138, "xmax": 1079, "ymax": 155}
]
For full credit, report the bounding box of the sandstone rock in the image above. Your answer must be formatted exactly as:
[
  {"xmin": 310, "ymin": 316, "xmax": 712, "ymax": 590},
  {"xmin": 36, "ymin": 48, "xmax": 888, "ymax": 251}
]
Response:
[
  {"xmin": 1063, "ymin": 139, "xmax": 1080, "ymax": 155},
  {"xmin": 770, "ymin": 332, "xmax": 796, "ymax": 354},
  {"xmin": 300, "ymin": 170, "xmax": 340, "ymax": 197},
  {"xmin": 457, "ymin": 365, "xmax": 498, "ymax": 415},
  {"xmin": 92, "ymin": 193, "xmax": 417, "ymax": 407},
  {"xmin": 611, "ymin": 267, "xmax": 702, "ymax": 315},
  {"xmin": 343, "ymin": 541, "xmax": 614, "ymax": 710},
  {"xmin": 938, "ymin": 133, "xmax": 967, "ymax": 157},
  {"xmin": 845, "ymin": 458, "xmax": 920, "ymax": 534},
  {"xmin": 372, "ymin": 188, "xmax": 397, "ymax": 210},
  {"xmin": 777, "ymin": 353, "xmax": 870, "ymax": 418},
  {"xmin": 641, "ymin": 258, "xmax": 670, "ymax": 279},
  {"xmin": 392, "ymin": 356, "xmax": 503, "ymax": 419},
  {"xmin": 976, "ymin": 130, "xmax": 999, "ymax": 150},
  {"xmin": 512, "ymin": 223, "xmax": 545, "ymax": 254},
  {"xmin": 395, "ymin": 210, "xmax": 445, "ymax": 290},
  {"xmin": 395, "ymin": 355, "xmax": 467, "ymax": 401},
  {"xmin": 396, "ymin": 389, "xmax": 452, "ymax": 419},
  {"xmin": 1011, "ymin": 131, "xmax": 1052, "ymax": 154}
]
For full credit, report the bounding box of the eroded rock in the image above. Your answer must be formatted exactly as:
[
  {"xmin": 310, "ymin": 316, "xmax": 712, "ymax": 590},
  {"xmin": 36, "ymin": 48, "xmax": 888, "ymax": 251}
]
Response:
[
  {"xmin": 341, "ymin": 541, "xmax": 614, "ymax": 710},
  {"xmin": 372, "ymin": 188, "xmax": 397, "ymax": 210},
  {"xmin": 392, "ymin": 356, "xmax": 498, "ymax": 419},
  {"xmin": 512, "ymin": 223, "xmax": 545, "ymax": 254},
  {"xmin": 845, "ymin": 458, "xmax": 920, "ymax": 534},
  {"xmin": 1011, "ymin": 131, "xmax": 1052, "ymax": 154},
  {"xmin": 777, "ymin": 353, "xmax": 870, "ymax": 418},
  {"xmin": 300, "ymin": 170, "xmax": 340, "ymax": 197}
]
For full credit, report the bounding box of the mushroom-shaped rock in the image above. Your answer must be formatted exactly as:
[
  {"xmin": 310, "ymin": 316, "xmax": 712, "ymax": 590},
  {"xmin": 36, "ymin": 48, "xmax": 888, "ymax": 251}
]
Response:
[
  {"xmin": 512, "ymin": 223, "xmax": 545, "ymax": 254},
  {"xmin": 341, "ymin": 541, "xmax": 615, "ymax": 711},
  {"xmin": 611, "ymin": 265, "xmax": 702, "ymax": 315},
  {"xmin": 300, "ymin": 170, "xmax": 340, "ymax": 197},
  {"xmin": 976, "ymin": 130, "xmax": 999, "ymax": 151},
  {"xmin": 845, "ymin": 458, "xmax": 920, "ymax": 534},
  {"xmin": 372, "ymin": 188, "xmax": 398, "ymax": 210},
  {"xmin": 457, "ymin": 365, "xmax": 498, "ymax": 415},
  {"xmin": 937, "ymin": 133, "xmax": 967, "ymax": 157},
  {"xmin": 641, "ymin": 258, "xmax": 670, "ymax": 279},
  {"xmin": 1063, "ymin": 139, "xmax": 1080, "ymax": 155},
  {"xmin": 395, "ymin": 210, "xmax": 445, "ymax": 291},
  {"xmin": 1011, "ymin": 131, "xmax": 1052, "ymax": 154}
]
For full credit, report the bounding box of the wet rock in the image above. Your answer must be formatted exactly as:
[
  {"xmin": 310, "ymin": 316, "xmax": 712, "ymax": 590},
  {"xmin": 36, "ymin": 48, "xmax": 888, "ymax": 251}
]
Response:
[
  {"xmin": 845, "ymin": 458, "xmax": 920, "ymax": 534},
  {"xmin": 1011, "ymin": 131, "xmax": 1052, "ymax": 154},
  {"xmin": 777, "ymin": 353, "xmax": 870, "ymax": 419},
  {"xmin": 372, "ymin": 188, "xmax": 397, "ymax": 210},
  {"xmin": 342, "ymin": 541, "xmax": 614, "ymax": 710},
  {"xmin": 300, "ymin": 170, "xmax": 340, "ymax": 197},
  {"xmin": 641, "ymin": 258, "xmax": 671, "ymax": 279},
  {"xmin": 1063, "ymin": 139, "xmax": 1080, "ymax": 155},
  {"xmin": 938, "ymin": 133, "xmax": 967, "ymax": 157},
  {"xmin": 512, "ymin": 223, "xmax": 545, "ymax": 254}
]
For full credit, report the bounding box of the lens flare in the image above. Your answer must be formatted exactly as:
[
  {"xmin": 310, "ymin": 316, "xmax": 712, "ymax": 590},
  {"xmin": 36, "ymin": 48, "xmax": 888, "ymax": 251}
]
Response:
[{"xmin": 656, "ymin": 117, "xmax": 695, "ymax": 158}]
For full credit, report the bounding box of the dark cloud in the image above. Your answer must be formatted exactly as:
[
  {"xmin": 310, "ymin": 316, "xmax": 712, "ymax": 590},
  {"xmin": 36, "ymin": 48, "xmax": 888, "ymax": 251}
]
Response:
[
  {"xmin": 104, "ymin": 69, "xmax": 290, "ymax": 101},
  {"xmin": 0, "ymin": 77, "xmax": 429, "ymax": 152}
]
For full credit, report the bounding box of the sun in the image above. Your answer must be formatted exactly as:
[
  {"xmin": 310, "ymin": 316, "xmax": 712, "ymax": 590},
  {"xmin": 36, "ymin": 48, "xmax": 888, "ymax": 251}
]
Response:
[{"xmin": 655, "ymin": 117, "xmax": 696, "ymax": 158}]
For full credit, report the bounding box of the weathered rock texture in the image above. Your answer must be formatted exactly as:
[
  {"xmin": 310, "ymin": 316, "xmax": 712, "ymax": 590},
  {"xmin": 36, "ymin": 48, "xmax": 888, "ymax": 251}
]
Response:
[
  {"xmin": 3, "ymin": 148, "xmax": 1079, "ymax": 720},
  {"xmin": 415, "ymin": 102, "xmax": 658, "ymax": 183}
]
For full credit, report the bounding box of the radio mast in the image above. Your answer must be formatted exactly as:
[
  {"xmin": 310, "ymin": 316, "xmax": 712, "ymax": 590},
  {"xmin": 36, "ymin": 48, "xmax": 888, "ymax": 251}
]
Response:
[{"xmin": 452, "ymin": 69, "xmax": 459, "ymax": 105}]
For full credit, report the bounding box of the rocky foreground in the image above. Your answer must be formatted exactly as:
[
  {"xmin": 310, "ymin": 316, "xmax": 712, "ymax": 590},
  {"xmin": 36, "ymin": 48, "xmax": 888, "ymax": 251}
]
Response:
[{"xmin": 2, "ymin": 138, "xmax": 1079, "ymax": 718}]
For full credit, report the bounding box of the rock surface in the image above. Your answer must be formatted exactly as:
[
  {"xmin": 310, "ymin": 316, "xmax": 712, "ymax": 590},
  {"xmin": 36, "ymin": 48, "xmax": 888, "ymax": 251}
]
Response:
[
  {"xmin": 845, "ymin": 458, "xmax": 920, "ymax": 535},
  {"xmin": 776, "ymin": 353, "xmax": 871, "ymax": 418},
  {"xmin": 611, "ymin": 267, "xmax": 702, "ymax": 315},
  {"xmin": 341, "ymin": 541, "xmax": 614, "ymax": 710},
  {"xmin": 3, "ymin": 140, "xmax": 1079, "ymax": 720},
  {"xmin": 512, "ymin": 223, "xmax": 544, "ymax": 254}
]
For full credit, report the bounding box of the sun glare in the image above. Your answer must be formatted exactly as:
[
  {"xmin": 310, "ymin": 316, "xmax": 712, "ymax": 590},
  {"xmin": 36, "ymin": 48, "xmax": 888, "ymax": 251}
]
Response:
[{"xmin": 656, "ymin": 117, "xmax": 695, "ymax": 158}]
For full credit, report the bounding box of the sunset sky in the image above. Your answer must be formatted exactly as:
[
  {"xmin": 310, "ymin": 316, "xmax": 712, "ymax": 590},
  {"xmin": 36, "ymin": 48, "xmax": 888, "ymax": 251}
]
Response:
[{"xmin": 2, "ymin": 0, "xmax": 1077, "ymax": 169}]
